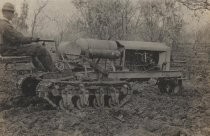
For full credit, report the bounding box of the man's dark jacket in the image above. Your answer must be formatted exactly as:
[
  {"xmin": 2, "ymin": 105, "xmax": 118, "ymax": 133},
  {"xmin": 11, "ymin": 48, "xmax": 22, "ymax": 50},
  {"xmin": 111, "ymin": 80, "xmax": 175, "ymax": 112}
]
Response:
[{"xmin": 0, "ymin": 18, "xmax": 32, "ymax": 50}]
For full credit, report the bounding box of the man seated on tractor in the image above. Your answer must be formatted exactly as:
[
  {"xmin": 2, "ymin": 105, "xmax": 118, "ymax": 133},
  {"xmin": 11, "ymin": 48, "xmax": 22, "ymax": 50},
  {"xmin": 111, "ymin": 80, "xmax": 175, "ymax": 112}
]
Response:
[{"xmin": 0, "ymin": 2, "xmax": 55, "ymax": 72}]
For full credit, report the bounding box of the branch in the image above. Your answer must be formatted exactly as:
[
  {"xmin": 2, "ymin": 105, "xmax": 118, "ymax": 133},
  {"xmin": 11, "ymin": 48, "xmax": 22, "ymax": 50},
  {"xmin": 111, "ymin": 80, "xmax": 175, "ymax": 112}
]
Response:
[
  {"xmin": 31, "ymin": 0, "xmax": 49, "ymax": 36},
  {"xmin": 177, "ymin": 0, "xmax": 210, "ymax": 10}
]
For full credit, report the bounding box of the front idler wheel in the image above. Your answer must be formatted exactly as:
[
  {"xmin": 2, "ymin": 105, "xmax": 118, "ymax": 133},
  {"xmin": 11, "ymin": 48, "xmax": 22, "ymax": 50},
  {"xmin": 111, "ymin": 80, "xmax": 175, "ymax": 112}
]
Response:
[{"xmin": 20, "ymin": 76, "xmax": 40, "ymax": 97}]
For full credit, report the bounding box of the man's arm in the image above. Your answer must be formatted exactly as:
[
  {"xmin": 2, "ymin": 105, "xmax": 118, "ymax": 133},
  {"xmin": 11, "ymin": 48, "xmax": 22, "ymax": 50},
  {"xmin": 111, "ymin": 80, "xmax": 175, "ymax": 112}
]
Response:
[{"xmin": 3, "ymin": 23, "xmax": 33, "ymax": 45}]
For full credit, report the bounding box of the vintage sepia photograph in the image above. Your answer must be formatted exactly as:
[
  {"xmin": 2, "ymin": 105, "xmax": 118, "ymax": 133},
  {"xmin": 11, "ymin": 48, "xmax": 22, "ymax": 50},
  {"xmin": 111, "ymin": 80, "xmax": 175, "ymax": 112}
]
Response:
[{"xmin": 0, "ymin": 0, "xmax": 210, "ymax": 135}]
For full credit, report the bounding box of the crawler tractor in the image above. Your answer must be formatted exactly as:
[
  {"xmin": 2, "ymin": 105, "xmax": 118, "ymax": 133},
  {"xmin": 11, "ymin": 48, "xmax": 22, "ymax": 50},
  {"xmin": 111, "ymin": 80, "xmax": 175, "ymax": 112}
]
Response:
[{"xmin": 0, "ymin": 38, "xmax": 183, "ymax": 110}]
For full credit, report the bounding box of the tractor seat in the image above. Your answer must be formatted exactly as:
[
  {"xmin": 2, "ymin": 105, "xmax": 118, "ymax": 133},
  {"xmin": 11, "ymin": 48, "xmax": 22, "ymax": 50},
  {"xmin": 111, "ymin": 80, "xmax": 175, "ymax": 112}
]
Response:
[
  {"xmin": 0, "ymin": 55, "xmax": 33, "ymax": 71},
  {"xmin": 0, "ymin": 55, "xmax": 32, "ymax": 64}
]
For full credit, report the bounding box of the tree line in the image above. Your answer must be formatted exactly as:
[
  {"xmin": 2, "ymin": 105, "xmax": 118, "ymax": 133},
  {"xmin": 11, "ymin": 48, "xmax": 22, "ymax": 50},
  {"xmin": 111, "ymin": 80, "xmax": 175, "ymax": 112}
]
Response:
[{"xmin": 13, "ymin": 0, "xmax": 210, "ymax": 46}]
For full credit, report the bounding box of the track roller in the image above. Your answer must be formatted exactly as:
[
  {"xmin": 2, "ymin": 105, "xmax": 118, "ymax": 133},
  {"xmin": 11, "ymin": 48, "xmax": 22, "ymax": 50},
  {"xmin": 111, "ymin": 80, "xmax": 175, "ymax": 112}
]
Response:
[
  {"xmin": 93, "ymin": 88, "xmax": 105, "ymax": 108},
  {"xmin": 75, "ymin": 96, "xmax": 82, "ymax": 109},
  {"xmin": 79, "ymin": 84, "xmax": 89, "ymax": 107},
  {"xmin": 108, "ymin": 87, "xmax": 119, "ymax": 107}
]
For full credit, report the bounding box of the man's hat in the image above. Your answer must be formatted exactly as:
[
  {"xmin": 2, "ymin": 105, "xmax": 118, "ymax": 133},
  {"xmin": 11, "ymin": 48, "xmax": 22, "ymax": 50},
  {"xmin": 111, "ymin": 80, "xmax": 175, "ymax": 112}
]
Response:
[{"xmin": 2, "ymin": 2, "xmax": 15, "ymax": 12}]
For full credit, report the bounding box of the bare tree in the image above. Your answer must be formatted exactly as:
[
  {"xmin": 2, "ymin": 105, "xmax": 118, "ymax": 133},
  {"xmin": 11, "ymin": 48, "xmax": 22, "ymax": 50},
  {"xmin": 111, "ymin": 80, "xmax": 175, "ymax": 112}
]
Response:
[
  {"xmin": 177, "ymin": 0, "xmax": 210, "ymax": 10},
  {"xmin": 71, "ymin": 0, "xmax": 184, "ymax": 44},
  {"xmin": 31, "ymin": 0, "xmax": 49, "ymax": 37},
  {"xmin": 45, "ymin": 13, "xmax": 71, "ymax": 43},
  {"xmin": 72, "ymin": 0, "xmax": 136, "ymax": 40},
  {"xmin": 194, "ymin": 25, "xmax": 210, "ymax": 43},
  {"xmin": 137, "ymin": 0, "xmax": 184, "ymax": 46}
]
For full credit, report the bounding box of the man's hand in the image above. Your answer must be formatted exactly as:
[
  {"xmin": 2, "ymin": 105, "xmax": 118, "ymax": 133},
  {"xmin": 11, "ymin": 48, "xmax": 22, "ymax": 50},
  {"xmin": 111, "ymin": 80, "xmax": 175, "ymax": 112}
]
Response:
[{"xmin": 31, "ymin": 37, "xmax": 40, "ymax": 42}]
